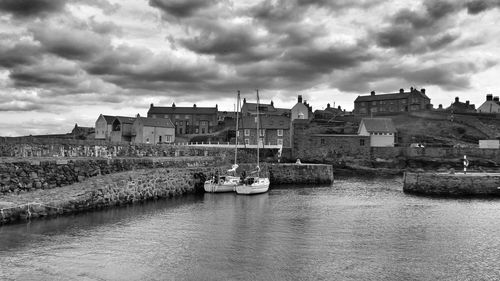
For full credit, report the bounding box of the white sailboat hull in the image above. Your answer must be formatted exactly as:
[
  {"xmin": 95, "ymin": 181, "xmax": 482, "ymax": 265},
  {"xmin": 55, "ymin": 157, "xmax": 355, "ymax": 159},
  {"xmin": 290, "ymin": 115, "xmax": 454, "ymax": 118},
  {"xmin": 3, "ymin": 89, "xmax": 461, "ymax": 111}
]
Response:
[
  {"xmin": 236, "ymin": 177, "xmax": 270, "ymax": 195},
  {"xmin": 204, "ymin": 176, "xmax": 241, "ymax": 193}
]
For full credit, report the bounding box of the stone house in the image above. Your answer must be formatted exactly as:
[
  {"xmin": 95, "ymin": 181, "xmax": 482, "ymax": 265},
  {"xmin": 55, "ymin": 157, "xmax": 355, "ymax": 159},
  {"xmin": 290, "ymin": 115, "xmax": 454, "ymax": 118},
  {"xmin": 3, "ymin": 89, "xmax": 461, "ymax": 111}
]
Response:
[
  {"xmin": 291, "ymin": 95, "xmax": 313, "ymax": 121},
  {"xmin": 132, "ymin": 116, "xmax": 175, "ymax": 144},
  {"xmin": 477, "ymin": 94, "xmax": 500, "ymax": 113},
  {"xmin": 240, "ymin": 98, "xmax": 290, "ymax": 117},
  {"xmin": 238, "ymin": 115, "xmax": 291, "ymax": 147},
  {"xmin": 147, "ymin": 103, "xmax": 218, "ymax": 135},
  {"xmin": 358, "ymin": 118, "xmax": 397, "ymax": 147},
  {"xmin": 110, "ymin": 116, "xmax": 136, "ymax": 142},
  {"xmin": 95, "ymin": 114, "xmax": 116, "ymax": 140},
  {"xmin": 292, "ymin": 119, "xmax": 370, "ymax": 163},
  {"xmin": 354, "ymin": 87, "xmax": 431, "ymax": 115},
  {"xmin": 447, "ymin": 97, "xmax": 476, "ymax": 113}
]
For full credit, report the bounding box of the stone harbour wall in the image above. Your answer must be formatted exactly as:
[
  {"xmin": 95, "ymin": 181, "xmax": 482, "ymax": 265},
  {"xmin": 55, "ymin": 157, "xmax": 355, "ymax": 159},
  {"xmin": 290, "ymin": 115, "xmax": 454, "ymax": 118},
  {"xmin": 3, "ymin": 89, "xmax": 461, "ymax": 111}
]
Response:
[
  {"xmin": 403, "ymin": 172, "xmax": 500, "ymax": 196},
  {"xmin": 0, "ymin": 157, "xmax": 225, "ymax": 194},
  {"xmin": 0, "ymin": 167, "xmax": 210, "ymax": 225},
  {"xmin": 267, "ymin": 163, "xmax": 333, "ymax": 185}
]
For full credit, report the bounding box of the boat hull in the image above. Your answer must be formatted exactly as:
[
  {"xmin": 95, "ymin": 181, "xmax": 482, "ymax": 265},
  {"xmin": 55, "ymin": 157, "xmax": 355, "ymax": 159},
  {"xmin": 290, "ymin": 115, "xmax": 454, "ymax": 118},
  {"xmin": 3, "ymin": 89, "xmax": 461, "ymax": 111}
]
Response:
[
  {"xmin": 235, "ymin": 177, "xmax": 270, "ymax": 195},
  {"xmin": 204, "ymin": 176, "xmax": 241, "ymax": 193}
]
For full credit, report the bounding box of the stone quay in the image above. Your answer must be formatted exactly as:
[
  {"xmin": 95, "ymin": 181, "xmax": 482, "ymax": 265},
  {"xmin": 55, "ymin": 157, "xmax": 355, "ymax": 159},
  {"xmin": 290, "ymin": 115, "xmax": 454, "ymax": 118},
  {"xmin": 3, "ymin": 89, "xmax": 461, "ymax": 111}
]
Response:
[
  {"xmin": 0, "ymin": 161, "xmax": 333, "ymax": 225},
  {"xmin": 403, "ymin": 172, "xmax": 500, "ymax": 196}
]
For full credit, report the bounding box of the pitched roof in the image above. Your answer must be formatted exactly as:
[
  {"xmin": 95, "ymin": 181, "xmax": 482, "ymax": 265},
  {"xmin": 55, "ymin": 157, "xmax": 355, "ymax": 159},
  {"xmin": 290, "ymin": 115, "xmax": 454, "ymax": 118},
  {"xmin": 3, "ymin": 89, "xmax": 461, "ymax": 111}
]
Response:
[
  {"xmin": 115, "ymin": 116, "xmax": 136, "ymax": 124},
  {"xmin": 102, "ymin": 115, "xmax": 116, "ymax": 123},
  {"xmin": 240, "ymin": 115, "xmax": 290, "ymax": 129},
  {"xmin": 148, "ymin": 106, "xmax": 217, "ymax": 115},
  {"xmin": 354, "ymin": 89, "xmax": 430, "ymax": 103},
  {"xmin": 360, "ymin": 118, "xmax": 396, "ymax": 133},
  {"xmin": 136, "ymin": 117, "xmax": 174, "ymax": 128}
]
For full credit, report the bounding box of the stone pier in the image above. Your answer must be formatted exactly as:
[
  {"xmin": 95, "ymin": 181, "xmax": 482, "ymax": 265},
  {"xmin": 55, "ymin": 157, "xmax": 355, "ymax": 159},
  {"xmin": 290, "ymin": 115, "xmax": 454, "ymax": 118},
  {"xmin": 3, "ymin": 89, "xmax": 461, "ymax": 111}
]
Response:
[{"xmin": 403, "ymin": 172, "xmax": 500, "ymax": 196}]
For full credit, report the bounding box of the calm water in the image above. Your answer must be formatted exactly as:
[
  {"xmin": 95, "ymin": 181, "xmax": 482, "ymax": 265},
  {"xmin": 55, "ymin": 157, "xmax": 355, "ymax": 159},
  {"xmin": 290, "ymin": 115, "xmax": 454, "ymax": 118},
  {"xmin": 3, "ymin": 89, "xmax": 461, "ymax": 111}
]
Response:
[{"xmin": 1, "ymin": 178, "xmax": 500, "ymax": 281}]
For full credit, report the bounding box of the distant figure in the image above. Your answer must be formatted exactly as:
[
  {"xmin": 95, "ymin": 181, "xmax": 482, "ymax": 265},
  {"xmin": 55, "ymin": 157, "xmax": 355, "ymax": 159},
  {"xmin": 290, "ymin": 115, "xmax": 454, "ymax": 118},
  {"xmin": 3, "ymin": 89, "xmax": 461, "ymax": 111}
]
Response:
[{"xmin": 296, "ymin": 159, "xmax": 302, "ymax": 164}]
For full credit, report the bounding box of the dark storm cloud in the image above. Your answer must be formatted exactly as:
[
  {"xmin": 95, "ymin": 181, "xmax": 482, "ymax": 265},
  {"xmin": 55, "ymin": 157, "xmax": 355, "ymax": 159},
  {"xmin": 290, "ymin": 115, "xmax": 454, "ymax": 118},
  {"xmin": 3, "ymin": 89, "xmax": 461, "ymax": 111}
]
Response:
[
  {"xmin": 373, "ymin": 0, "xmax": 464, "ymax": 52},
  {"xmin": 465, "ymin": 0, "xmax": 500, "ymax": 14},
  {"xmin": 9, "ymin": 59, "xmax": 81, "ymax": 88},
  {"xmin": 149, "ymin": 0, "xmax": 214, "ymax": 18},
  {"xmin": 0, "ymin": 0, "xmax": 66, "ymax": 18},
  {"xmin": 180, "ymin": 22, "xmax": 277, "ymax": 63},
  {"xmin": 0, "ymin": 42, "xmax": 42, "ymax": 68},
  {"xmin": 30, "ymin": 25, "xmax": 110, "ymax": 61}
]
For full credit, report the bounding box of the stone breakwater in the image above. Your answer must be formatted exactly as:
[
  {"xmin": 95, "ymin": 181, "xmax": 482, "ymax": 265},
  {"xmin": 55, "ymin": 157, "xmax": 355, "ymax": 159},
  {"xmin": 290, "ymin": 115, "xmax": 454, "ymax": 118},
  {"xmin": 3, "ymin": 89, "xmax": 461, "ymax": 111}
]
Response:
[
  {"xmin": 403, "ymin": 172, "xmax": 500, "ymax": 196},
  {"xmin": 0, "ymin": 163, "xmax": 333, "ymax": 225},
  {"xmin": 0, "ymin": 167, "xmax": 209, "ymax": 225},
  {"xmin": 0, "ymin": 157, "xmax": 221, "ymax": 194}
]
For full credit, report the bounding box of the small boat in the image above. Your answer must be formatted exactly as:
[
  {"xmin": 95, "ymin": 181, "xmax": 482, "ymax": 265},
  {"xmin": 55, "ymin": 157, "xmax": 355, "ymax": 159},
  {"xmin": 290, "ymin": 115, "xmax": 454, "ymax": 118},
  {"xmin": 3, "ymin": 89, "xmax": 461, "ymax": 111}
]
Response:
[
  {"xmin": 236, "ymin": 89, "xmax": 269, "ymax": 195},
  {"xmin": 204, "ymin": 91, "xmax": 243, "ymax": 193}
]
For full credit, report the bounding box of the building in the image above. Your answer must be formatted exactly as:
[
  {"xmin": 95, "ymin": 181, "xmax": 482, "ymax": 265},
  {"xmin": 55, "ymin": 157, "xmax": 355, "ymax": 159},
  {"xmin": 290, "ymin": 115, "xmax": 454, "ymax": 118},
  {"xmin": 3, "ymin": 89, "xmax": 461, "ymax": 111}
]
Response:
[
  {"xmin": 358, "ymin": 118, "xmax": 397, "ymax": 147},
  {"xmin": 240, "ymin": 98, "xmax": 290, "ymax": 117},
  {"xmin": 238, "ymin": 115, "xmax": 291, "ymax": 147},
  {"xmin": 477, "ymin": 94, "xmax": 500, "ymax": 113},
  {"xmin": 314, "ymin": 103, "xmax": 347, "ymax": 120},
  {"xmin": 110, "ymin": 116, "xmax": 136, "ymax": 142},
  {"xmin": 291, "ymin": 95, "xmax": 312, "ymax": 121},
  {"xmin": 95, "ymin": 114, "xmax": 116, "ymax": 140},
  {"xmin": 71, "ymin": 124, "xmax": 94, "ymax": 139},
  {"xmin": 147, "ymin": 103, "xmax": 218, "ymax": 135},
  {"xmin": 447, "ymin": 97, "xmax": 476, "ymax": 113},
  {"xmin": 354, "ymin": 87, "xmax": 431, "ymax": 115},
  {"xmin": 132, "ymin": 116, "xmax": 175, "ymax": 144}
]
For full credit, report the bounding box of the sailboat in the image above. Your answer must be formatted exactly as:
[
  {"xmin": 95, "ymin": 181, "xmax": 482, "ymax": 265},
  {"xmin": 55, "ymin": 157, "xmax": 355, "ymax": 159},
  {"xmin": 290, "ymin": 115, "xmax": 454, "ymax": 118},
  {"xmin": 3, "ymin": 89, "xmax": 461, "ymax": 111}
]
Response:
[
  {"xmin": 204, "ymin": 91, "xmax": 242, "ymax": 193},
  {"xmin": 236, "ymin": 89, "xmax": 270, "ymax": 195}
]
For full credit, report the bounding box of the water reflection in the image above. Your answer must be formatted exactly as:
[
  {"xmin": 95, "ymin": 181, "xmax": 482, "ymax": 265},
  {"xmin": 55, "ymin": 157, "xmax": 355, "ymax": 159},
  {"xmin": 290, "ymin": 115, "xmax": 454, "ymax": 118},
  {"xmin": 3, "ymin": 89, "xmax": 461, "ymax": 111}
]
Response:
[{"xmin": 1, "ymin": 178, "xmax": 500, "ymax": 280}]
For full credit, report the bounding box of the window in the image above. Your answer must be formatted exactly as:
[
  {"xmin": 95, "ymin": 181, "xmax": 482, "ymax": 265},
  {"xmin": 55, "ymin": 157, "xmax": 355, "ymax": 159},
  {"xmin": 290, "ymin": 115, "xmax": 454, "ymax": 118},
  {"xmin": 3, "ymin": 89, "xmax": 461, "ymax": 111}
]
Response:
[
  {"xmin": 277, "ymin": 129, "xmax": 283, "ymax": 136},
  {"xmin": 175, "ymin": 114, "xmax": 180, "ymax": 119},
  {"xmin": 164, "ymin": 115, "xmax": 168, "ymax": 118},
  {"xmin": 259, "ymin": 129, "xmax": 265, "ymax": 136},
  {"xmin": 360, "ymin": 139, "xmax": 365, "ymax": 146},
  {"xmin": 185, "ymin": 115, "xmax": 190, "ymax": 119},
  {"xmin": 320, "ymin": 138, "xmax": 325, "ymax": 145},
  {"xmin": 372, "ymin": 101, "xmax": 377, "ymax": 105},
  {"xmin": 175, "ymin": 121, "xmax": 178, "ymax": 126},
  {"xmin": 245, "ymin": 138, "xmax": 249, "ymax": 145},
  {"xmin": 186, "ymin": 121, "xmax": 189, "ymax": 126},
  {"xmin": 165, "ymin": 135, "xmax": 172, "ymax": 142},
  {"xmin": 179, "ymin": 121, "xmax": 183, "ymax": 126},
  {"xmin": 236, "ymin": 131, "xmax": 240, "ymax": 137},
  {"xmin": 244, "ymin": 129, "xmax": 250, "ymax": 136},
  {"xmin": 201, "ymin": 128, "xmax": 205, "ymax": 134},
  {"xmin": 146, "ymin": 138, "xmax": 150, "ymax": 143},
  {"xmin": 179, "ymin": 128, "xmax": 183, "ymax": 134},
  {"xmin": 152, "ymin": 114, "xmax": 156, "ymax": 118},
  {"xmin": 277, "ymin": 139, "xmax": 283, "ymax": 146},
  {"xmin": 159, "ymin": 136, "xmax": 162, "ymax": 142},
  {"xmin": 195, "ymin": 128, "xmax": 199, "ymax": 134}
]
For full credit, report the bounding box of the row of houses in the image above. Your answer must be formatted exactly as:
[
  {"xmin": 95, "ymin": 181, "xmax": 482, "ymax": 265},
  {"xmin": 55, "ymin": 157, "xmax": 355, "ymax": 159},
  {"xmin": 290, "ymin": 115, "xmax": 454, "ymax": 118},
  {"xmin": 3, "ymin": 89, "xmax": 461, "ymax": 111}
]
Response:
[{"xmin": 95, "ymin": 115, "xmax": 175, "ymax": 144}]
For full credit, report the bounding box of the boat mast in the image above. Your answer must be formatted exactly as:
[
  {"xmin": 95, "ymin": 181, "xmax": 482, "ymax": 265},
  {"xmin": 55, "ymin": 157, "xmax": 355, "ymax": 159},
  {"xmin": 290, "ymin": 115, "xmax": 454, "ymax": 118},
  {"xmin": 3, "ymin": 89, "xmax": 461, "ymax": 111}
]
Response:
[
  {"xmin": 256, "ymin": 89, "xmax": 260, "ymax": 178},
  {"xmin": 234, "ymin": 90, "xmax": 240, "ymax": 166}
]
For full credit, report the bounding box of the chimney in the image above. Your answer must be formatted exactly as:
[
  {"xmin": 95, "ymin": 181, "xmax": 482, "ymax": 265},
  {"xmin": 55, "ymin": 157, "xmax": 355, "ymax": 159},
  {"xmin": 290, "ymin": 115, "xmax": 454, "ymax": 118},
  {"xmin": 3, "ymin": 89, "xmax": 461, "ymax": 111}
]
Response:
[
  {"xmin": 455, "ymin": 97, "xmax": 459, "ymax": 103},
  {"xmin": 439, "ymin": 104, "xmax": 443, "ymax": 109},
  {"xmin": 421, "ymin": 88, "xmax": 426, "ymax": 94},
  {"xmin": 271, "ymin": 100, "xmax": 274, "ymax": 106},
  {"xmin": 466, "ymin": 100, "xmax": 470, "ymax": 105},
  {"xmin": 193, "ymin": 104, "xmax": 197, "ymax": 108},
  {"xmin": 370, "ymin": 90, "xmax": 375, "ymax": 96},
  {"xmin": 338, "ymin": 105, "xmax": 341, "ymax": 110},
  {"xmin": 399, "ymin": 88, "xmax": 404, "ymax": 94},
  {"xmin": 243, "ymin": 98, "xmax": 246, "ymax": 104},
  {"xmin": 487, "ymin": 94, "xmax": 493, "ymax": 101},
  {"xmin": 172, "ymin": 102, "xmax": 176, "ymax": 108},
  {"xmin": 410, "ymin": 87, "xmax": 414, "ymax": 92},
  {"xmin": 494, "ymin": 96, "xmax": 499, "ymax": 102},
  {"xmin": 136, "ymin": 113, "xmax": 140, "ymax": 118},
  {"xmin": 298, "ymin": 95, "xmax": 302, "ymax": 103},
  {"xmin": 150, "ymin": 103, "xmax": 154, "ymax": 108},
  {"xmin": 304, "ymin": 99, "xmax": 307, "ymax": 105},
  {"xmin": 327, "ymin": 103, "xmax": 330, "ymax": 108}
]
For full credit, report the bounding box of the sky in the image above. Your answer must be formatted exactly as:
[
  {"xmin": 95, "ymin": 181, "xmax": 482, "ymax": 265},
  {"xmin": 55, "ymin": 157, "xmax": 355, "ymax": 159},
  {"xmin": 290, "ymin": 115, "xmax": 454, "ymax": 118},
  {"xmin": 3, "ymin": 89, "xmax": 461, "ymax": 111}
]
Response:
[{"xmin": 1, "ymin": 0, "xmax": 500, "ymax": 136}]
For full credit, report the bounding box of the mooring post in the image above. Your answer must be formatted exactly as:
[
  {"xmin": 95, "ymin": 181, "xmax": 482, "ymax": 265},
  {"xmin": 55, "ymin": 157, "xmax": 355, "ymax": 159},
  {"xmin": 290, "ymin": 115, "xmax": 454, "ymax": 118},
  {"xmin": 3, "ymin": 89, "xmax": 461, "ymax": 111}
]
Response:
[{"xmin": 463, "ymin": 155, "xmax": 469, "ymax": 174}]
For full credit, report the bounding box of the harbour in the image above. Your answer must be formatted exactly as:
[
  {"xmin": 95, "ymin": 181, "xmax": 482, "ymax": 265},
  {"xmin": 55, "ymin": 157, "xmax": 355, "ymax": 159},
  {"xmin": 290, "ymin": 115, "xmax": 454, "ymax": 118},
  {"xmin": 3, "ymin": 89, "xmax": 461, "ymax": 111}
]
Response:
[{"xmin": 1, "ymin": 178, "xmax": 500, "ymax": 280}]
